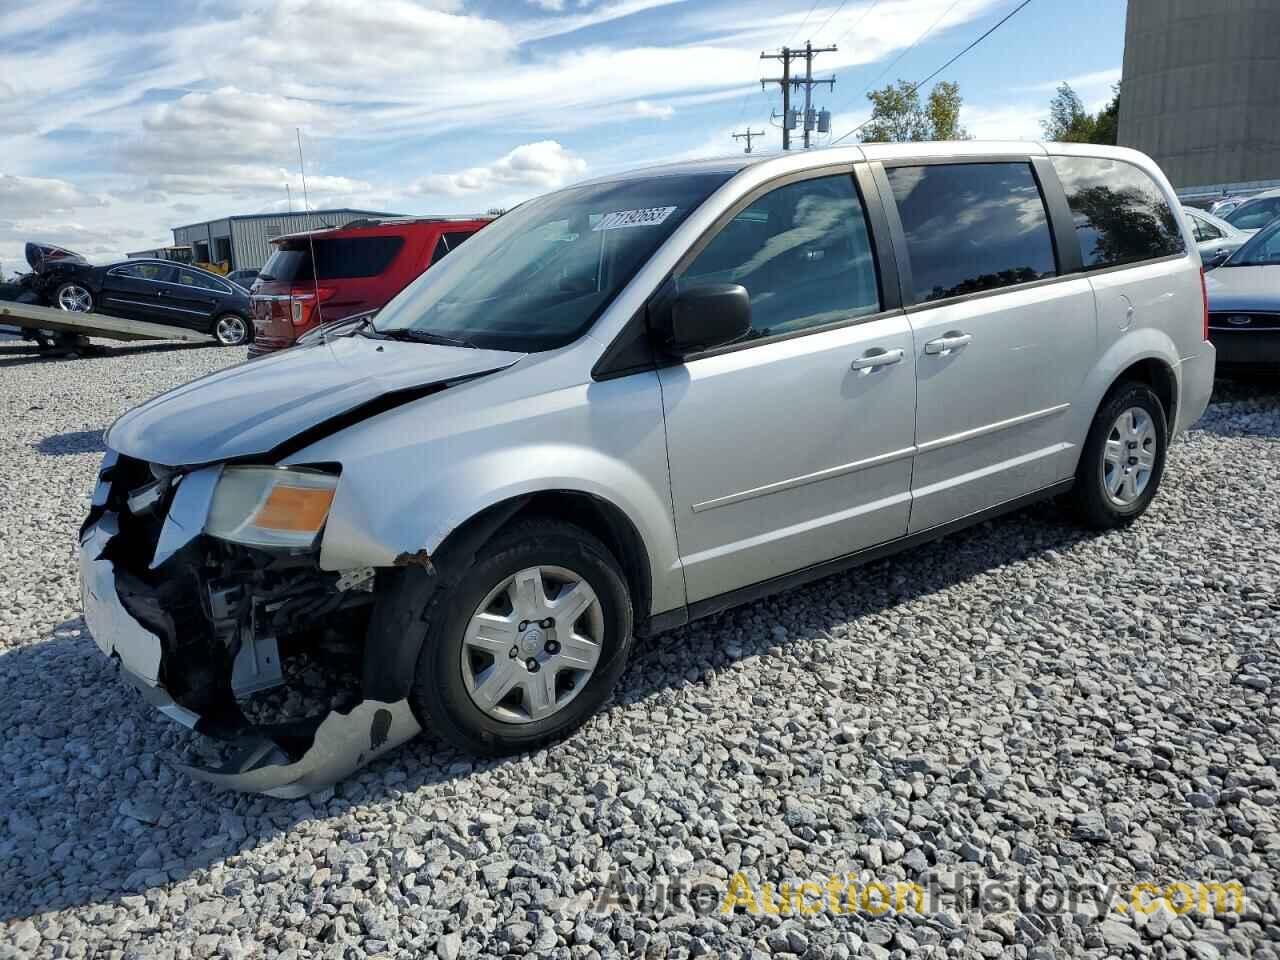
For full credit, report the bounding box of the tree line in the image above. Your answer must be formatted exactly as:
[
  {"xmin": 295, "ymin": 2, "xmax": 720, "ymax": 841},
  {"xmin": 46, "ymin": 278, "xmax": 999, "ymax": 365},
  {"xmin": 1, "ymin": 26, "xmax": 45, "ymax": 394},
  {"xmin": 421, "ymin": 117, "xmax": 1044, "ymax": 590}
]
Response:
[{"xmin": 857, "ymin": 79, "xmax": 1121, "ymax": 145}]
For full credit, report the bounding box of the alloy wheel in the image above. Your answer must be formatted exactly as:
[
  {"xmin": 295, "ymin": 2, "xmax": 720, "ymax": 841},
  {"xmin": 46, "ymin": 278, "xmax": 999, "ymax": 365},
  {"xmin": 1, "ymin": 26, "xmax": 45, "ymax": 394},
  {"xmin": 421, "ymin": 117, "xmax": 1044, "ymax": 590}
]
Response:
[
  {"xmin": 57, "ymin": 284, "xmax": 92, "ymax": 312},
  {"xmin": 460, "ymin": 565, "xmax": 604, "ymax": 724},
  {"xmin": 1102, "ymin": 406, "xmax": 1158, "ymax": 506},
  {"xmin": 215, "ymin": 315, "xmax": 248, "ymax": 346}
]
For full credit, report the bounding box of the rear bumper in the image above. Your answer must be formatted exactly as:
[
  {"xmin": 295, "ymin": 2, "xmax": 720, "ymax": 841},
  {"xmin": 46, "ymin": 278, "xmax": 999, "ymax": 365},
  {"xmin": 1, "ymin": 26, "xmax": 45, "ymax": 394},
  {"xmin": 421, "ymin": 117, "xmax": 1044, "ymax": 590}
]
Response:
[
  {"xmin": 247, "ymin": 335, "xmax": 295, "ymax": 358},
  {"xmin": 1175, "ymin": 344, "xmax": 1216, "ymax": 436},
  {"xmin": 1208, "ymin": 329, "xmax": 1280, "ymax": 369}
]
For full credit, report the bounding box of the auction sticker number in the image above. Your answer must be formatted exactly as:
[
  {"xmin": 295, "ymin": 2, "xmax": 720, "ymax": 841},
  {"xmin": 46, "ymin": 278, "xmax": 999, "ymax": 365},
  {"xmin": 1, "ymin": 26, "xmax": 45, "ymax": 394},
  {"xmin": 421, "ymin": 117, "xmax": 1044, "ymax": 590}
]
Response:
[{"xmin": 593, "ymin": 206, "xmax": 677, "ymax": 231}]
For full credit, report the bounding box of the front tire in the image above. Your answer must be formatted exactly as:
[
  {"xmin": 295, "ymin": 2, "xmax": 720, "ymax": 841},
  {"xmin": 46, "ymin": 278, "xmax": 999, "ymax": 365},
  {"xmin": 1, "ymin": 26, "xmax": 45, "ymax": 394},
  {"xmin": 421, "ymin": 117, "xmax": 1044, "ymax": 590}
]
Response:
[
  {"xmin": 407, "ymin": 519, "xmax": 634, "ymax": 756},
  {"xmin": 213, "ymin": 313, "xmax": 250, "ymax": 347},
  {"xmin": 54, "ymin": 282, "xmax": 94, "ymax": 313},
  {"xmin": 1070, "ymin": 382, "xmax": 1168, "ymax": 529}
]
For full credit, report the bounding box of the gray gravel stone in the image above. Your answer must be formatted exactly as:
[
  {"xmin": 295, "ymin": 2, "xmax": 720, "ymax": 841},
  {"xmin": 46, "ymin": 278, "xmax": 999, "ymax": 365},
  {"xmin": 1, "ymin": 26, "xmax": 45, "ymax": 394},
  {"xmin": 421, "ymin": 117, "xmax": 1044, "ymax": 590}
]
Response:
[{"xmin": 2, "ymin": 349, "xmax": 1278, "ymax": 959}]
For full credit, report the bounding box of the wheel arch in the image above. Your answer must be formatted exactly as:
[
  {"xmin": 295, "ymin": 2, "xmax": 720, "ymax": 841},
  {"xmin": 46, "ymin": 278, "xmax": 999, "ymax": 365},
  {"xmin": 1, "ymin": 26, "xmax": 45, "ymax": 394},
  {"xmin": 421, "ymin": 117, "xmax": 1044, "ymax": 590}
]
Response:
[
  {"xmin": 1065, "ymin": 330, "xmax": 1182, "ymax": 476},
  {"xmin": 1113, "ymin": 356, "xmax": 1177, "ymax": 429},
  {"xmin": 360, "ymin": 488, "xmax": 659, "ymax": 705}
]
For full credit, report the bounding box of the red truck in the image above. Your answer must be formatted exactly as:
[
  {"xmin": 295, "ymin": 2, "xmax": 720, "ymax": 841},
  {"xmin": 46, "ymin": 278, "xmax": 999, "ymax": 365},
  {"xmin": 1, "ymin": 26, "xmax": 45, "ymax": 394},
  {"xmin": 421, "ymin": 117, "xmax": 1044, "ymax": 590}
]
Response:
[{"xmin": 248, "ymin": 216, "xmax": 491, "ymax": 357}]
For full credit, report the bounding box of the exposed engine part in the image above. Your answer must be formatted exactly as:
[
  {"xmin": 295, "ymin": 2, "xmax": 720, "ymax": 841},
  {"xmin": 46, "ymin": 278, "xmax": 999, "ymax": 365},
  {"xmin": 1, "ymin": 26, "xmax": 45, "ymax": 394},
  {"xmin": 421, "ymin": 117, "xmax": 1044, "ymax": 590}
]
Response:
[
  {"xmin": 335, "ymin": 566, "xmax": 376, "ymax": 592},
  {"xmin": 230, "ymin": 620, "xmax": 283, "ymax": 697},
  {"xmin": 82, "ymin": 453, "xmax": 390, "ymax": 794}
]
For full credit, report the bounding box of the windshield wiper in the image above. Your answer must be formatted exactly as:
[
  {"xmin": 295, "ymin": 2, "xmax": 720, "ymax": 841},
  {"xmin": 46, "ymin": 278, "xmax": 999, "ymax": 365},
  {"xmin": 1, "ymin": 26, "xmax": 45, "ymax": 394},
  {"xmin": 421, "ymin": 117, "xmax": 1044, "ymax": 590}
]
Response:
[{"xmin": 372, "ymin": 328, "xmax": 480, "ymax": 349}]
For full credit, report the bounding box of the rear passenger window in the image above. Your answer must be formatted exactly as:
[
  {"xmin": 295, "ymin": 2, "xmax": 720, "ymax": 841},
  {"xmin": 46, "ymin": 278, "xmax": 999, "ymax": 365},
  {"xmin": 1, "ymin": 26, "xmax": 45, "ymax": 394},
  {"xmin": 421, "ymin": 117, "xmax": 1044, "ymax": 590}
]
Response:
[
  {"xmin": 1050, "ymin": 156, "xmax": 1185, "ymax": 269},
  {"xmin": 312, "ymin": 237, "xmax": 404, "ymax": 279},
  {"xmin": 679, "ymin": 174, "xmax": 880, "ymax": 340},
  {"xmin": 885, "ymin": 162, "xmax": 1057, "ymax": 304}
]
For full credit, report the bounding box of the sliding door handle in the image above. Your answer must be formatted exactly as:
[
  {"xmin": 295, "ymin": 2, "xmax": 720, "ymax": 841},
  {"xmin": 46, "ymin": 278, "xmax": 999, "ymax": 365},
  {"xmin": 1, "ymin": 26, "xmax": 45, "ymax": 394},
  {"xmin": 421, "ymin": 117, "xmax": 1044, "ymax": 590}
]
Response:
[
  {"xmin": 850, "ymin": 347, "xmax": 905, "ymax": 371},
  {"xmin": 924, "ymin": 332, "xmax": 972, "ymax": 355}
]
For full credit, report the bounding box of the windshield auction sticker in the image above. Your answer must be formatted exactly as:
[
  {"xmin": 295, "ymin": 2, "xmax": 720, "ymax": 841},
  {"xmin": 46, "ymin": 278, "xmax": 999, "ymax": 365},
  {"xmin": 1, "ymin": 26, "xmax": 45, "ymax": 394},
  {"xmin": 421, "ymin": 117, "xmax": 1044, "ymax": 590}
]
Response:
[{"xmin": 593, "ymin": 206, "xmax": 677, "ymax": 231}]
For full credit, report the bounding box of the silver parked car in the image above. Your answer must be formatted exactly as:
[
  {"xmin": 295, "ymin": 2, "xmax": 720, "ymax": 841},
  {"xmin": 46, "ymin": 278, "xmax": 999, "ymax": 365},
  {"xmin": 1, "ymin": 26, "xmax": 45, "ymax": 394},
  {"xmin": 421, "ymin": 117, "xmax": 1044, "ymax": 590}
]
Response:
[
  {"xmin": 1183, "ymin": 206, "xmax": 1249, "ymax": 267},
  {"xmin": 1222, "ymin": 188, "xmax": 1280, "ymax": 235},
  {"xmin": 82, "ymin": 142, "xmax": 1215, "ymax": 795}
]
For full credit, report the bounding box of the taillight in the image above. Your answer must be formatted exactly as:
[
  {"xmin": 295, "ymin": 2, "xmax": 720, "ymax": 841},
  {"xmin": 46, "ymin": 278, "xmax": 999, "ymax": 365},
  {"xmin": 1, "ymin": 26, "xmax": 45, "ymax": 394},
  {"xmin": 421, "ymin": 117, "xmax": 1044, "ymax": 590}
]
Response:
[
  {"xmin": 289, "ymin": 286, "xmax": 337, "ymax": 327},
  {"xmin": 1200, "ymin": 267, "xmax": 1209, "ymax": 340}
]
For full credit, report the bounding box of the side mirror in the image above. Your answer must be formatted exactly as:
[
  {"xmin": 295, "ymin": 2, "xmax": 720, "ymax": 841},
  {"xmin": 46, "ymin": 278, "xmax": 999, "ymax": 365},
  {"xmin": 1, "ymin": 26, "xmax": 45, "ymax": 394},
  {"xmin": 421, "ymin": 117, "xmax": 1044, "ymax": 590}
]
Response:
[{"xmin": 665, "ymin": 283, "xmax": 751, "ymax": 355}]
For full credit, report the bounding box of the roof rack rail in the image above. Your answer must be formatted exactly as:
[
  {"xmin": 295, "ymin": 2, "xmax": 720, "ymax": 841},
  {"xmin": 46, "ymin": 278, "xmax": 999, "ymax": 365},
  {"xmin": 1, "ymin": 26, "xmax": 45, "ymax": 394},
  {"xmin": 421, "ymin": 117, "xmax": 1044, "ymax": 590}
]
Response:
[{"xmin": 336, "ymin": 215, "xmax": 493, "ymax": 229}]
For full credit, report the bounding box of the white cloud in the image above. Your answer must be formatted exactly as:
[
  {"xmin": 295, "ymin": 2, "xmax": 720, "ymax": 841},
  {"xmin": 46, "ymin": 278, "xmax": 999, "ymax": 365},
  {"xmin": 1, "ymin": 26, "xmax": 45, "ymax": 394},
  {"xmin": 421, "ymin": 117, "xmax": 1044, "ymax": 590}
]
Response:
[
  {"xmin": 635, "ymin": 100, "xmax": 676, "ymax": 119},
  {"xmin": 145, "ymin": 167, "xmax": 372, "ymax": 197},
  {"xmin": 0, "ymin": 174, "xmax": 105, "ymax": 218},
  {"xmin": 960, "ymin": 103, "xmax": 1051, "ymax": 141},
  {"xmin": 1018, "ymin": 67, "xmax": 1122, "ymax": 94},
  {"xmin": 409, "ymin": 141, "xmax": 587, "ymax": 198}
]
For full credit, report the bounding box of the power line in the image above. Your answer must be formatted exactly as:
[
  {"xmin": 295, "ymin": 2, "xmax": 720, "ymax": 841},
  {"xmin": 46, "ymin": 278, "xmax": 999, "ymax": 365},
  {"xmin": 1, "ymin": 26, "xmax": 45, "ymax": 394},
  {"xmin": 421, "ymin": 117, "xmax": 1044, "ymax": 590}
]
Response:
[
  {"xmin": 787, "ymin": 0, "xmax": 823, "ymax": 45},
  {"xmin": 811, "ymin": 0, "xmax": 852, "ymax": 39},
  {"xmin": 830, "ymin": 0, "xmax": 1034, "ymax": 145},
  {"xmin": 835, "ymin": 0, "xmax": 963, "ymax": 119},
  {"xmin": 830, "ymin": 0, "xmax": 883, "ymax": 49}
]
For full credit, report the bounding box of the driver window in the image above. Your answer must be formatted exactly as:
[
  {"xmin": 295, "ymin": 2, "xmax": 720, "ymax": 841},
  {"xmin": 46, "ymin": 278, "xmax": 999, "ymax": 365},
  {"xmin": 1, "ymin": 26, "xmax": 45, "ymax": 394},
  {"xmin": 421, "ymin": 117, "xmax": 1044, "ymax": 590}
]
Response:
[{"xmin": 679, "ymin": 174, "xmax": 880, "ymax": 339}]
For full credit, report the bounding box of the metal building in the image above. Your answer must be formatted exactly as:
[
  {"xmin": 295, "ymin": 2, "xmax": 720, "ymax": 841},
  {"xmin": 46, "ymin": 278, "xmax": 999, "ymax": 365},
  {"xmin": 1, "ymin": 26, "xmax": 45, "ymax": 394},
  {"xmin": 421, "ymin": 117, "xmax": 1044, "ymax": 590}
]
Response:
[
  {"xmin": 1119, "ymin": 0, "xmax": 1280, "ymax": 195},
  {"xmin": 171, "ymin": 209, "xmax": 405, "ymax": 272}
]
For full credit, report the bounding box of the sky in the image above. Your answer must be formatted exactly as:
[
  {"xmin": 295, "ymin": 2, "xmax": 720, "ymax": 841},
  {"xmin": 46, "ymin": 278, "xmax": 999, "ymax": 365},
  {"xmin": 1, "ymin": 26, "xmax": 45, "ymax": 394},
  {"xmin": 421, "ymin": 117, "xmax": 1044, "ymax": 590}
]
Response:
[{"xmin": 0, "ymin": 0, "xmax": 1126, "ymax": 271}]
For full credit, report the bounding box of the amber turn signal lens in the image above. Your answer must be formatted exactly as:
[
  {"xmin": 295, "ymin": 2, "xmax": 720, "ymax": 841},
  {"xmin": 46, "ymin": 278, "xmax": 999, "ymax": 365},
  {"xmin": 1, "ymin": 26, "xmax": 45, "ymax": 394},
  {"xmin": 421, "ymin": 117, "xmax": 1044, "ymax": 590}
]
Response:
[{"xmin": 253, "ymin": 483, "xmax": 336, "ymax": 532}]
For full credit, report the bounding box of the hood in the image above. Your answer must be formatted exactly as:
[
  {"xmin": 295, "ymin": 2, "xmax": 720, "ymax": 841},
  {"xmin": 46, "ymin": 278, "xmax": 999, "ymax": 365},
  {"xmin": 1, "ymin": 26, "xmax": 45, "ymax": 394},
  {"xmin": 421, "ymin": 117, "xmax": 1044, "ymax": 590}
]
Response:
[
  {"xmin": 25, "ymin": 241, "xmax": 88, "ymax": 271},
  {"xmin": 1205, "ymin": 264, "xmax": 1280, "ymax": 314},
  {"xmin": 107, "ymin": 334, "xmax": 524, "ymax": 467}
]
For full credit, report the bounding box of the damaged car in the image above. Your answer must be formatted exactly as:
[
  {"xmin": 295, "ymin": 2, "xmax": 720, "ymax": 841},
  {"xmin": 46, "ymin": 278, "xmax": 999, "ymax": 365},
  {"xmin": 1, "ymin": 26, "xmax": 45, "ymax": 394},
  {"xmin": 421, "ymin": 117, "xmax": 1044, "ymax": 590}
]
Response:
[
  {"xmin": 23, "ymin": 242, "xmax": 254, "ymax": 346},
  {"xmin": 83, "ymin": 142, "xmax": 1214, "ymax": 796}
]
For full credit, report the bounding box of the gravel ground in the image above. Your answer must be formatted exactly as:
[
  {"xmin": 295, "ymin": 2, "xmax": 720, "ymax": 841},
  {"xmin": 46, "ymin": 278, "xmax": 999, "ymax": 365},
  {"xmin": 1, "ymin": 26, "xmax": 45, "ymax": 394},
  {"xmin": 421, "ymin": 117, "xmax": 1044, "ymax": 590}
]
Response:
[{"xmin": 1, "ymin": 340, "xmax": 1277, "ymax": 960}]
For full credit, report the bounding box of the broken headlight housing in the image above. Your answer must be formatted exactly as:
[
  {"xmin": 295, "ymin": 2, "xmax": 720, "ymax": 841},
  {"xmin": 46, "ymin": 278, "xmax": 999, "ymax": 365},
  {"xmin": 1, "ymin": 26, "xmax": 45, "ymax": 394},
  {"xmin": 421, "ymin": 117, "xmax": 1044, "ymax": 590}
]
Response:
[{"xmin": 206, "ymin": 467, "xmax": 338, "ymax": 550}]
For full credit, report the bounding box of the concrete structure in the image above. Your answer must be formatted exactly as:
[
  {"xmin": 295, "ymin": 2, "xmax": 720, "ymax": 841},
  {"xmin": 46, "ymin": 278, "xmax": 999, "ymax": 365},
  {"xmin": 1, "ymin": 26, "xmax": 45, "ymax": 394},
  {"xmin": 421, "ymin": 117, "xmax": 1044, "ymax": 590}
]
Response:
[
  {"xmin": 1119, "ymin": 0, "xmax": 1280, "ymax": 195},
  {"xmin": 171, "ymin": 209, "xmax": 405, "ymax": 272}
]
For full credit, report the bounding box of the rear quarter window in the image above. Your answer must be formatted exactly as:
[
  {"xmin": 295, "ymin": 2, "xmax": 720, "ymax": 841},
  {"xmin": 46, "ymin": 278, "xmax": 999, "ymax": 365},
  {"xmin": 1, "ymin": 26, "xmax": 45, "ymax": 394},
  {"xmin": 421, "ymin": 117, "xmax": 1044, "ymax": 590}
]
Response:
[
  {"xmin": 262, "ymin": 236, "xmax": 406, "ymax": 282},
  {"xmin": 314, "ymin": 236, "xmax": 404, "ymax": 279},
  {"xmin": 1049, "ymin": 156, "xmax": 1186, "ymax": 269}
]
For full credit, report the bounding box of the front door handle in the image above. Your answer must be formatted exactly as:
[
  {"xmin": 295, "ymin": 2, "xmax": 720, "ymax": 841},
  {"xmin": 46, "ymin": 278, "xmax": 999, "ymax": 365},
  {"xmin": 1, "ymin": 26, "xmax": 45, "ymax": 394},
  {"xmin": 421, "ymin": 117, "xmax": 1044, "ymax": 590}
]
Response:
[
  {"xmin": 850, "ymin": 347, "xmax": 905, "ymax": 371},
  {"xmin": 924, "ymin": 331, "xmax": 973, "ymax": 355}
]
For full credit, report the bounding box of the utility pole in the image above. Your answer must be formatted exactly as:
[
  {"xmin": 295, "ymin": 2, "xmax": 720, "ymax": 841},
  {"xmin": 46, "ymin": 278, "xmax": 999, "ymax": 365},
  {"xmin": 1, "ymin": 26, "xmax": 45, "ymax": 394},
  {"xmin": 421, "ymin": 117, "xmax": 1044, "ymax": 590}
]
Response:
[
  {"xmin": 732, "ymin": 128, "xmax": 766, "ymax": 153},
  {"xmin": 761, "ymin": 43, "xmax": 836, "ymax": 150},
  {"xmin": 800, "ymin": 42, "xmax": 837, "ymax": 149},
  {"xmin": 760, "ymin": 47, "xmax": 792, "ymax": 151}
]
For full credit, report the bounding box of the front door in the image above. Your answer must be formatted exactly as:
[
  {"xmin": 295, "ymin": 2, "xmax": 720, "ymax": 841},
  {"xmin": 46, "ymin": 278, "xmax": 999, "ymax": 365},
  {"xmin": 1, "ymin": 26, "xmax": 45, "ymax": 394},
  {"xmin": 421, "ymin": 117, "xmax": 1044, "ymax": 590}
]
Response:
[
  {"xmin": 98, "ymin": 262, "xmax": 177, "ymax": 323},
  {"xmin": 659, "ymin": 171, "xmax": 917, "ymax": 603},
  {"xmin": 880, "ymin": 160, "xmax": 1097, "ymax": 533}
]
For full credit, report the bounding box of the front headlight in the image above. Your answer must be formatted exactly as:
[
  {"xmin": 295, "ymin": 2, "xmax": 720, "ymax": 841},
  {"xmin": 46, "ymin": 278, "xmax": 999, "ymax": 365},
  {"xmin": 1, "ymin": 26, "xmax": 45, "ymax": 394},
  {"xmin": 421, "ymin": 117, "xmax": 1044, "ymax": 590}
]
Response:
[{"xmin": 206, "ymin": 467, "xmax": 338, "ymax": 549}]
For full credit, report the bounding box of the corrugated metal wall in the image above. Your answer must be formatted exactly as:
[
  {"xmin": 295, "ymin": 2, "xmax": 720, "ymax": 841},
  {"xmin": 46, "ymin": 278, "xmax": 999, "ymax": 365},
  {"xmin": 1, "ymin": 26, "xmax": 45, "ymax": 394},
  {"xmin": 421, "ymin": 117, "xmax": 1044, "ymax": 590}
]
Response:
[
  {"xmin": 171, "ymin": 211, "xmax": 405, "ymax": 270},
  {"xmin": 1120, "ymin": 0, "xmax": 1280, "ymax": 190},
  {"xmin": 229, "ymin": 212, "xmax": 383, "ymax": 270}
]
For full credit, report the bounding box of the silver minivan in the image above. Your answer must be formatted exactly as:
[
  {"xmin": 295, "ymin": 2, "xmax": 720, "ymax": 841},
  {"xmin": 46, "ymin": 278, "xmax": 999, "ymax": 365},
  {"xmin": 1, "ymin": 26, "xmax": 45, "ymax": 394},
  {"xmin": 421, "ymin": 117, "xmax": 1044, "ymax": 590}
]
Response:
[{"xmin": 82, "ymin": 142, "xmax": 1215, "ymax": 795}]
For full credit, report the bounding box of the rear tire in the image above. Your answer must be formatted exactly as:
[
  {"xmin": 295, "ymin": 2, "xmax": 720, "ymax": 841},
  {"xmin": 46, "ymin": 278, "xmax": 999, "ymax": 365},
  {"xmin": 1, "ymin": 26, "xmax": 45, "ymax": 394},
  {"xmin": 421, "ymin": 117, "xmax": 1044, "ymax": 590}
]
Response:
[
  {"xmin": 213, "ymin": 313, "xmax": 250, "ymax": 347},
  {"xmin": 406, "ymin": 518, "xmax": 634, "ymax": 756},
  {"xmin": 1070, "ymin": 382, "xmax": 1168, "ymax": 529}
]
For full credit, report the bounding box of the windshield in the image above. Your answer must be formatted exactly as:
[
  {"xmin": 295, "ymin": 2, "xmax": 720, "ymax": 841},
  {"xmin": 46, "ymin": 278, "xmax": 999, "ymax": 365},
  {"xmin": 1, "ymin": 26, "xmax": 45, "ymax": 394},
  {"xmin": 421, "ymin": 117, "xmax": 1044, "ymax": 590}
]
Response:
[
  {"xmin": 1222, "ymin": 218, "xmax": 1280, "ymax": 268},
  {"xmin": 372, "ymin": 172, "xmax": 732, "ymax": 352},
  {"xmin": 1224, "ymin": 196, "xmax": 1280, "ymax": 231}
]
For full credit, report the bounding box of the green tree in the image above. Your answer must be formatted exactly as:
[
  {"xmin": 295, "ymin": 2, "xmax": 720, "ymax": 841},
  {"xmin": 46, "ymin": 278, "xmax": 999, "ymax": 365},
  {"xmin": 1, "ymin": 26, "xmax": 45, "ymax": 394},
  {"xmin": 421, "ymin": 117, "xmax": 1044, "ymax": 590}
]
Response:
[
  {"xmin": 1042, "ymin": 81, "xmax": 1120, "ymax": 145},
  {"xmin": 860, "ymin": 80, "xmax": 972, "ymax": 143},
  {"xmin": 1092, "ymin": 85, "xmax": 1120, "ymax": 146}
]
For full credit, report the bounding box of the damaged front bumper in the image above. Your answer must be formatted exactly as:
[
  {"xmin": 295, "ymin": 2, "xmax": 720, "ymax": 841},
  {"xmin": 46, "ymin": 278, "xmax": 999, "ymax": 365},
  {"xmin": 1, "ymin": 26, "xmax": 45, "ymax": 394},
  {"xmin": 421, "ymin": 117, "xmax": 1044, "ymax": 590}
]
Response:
[{"xmin": 79, "ymin": 454, "xmax": 422, "ymax": 799}]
